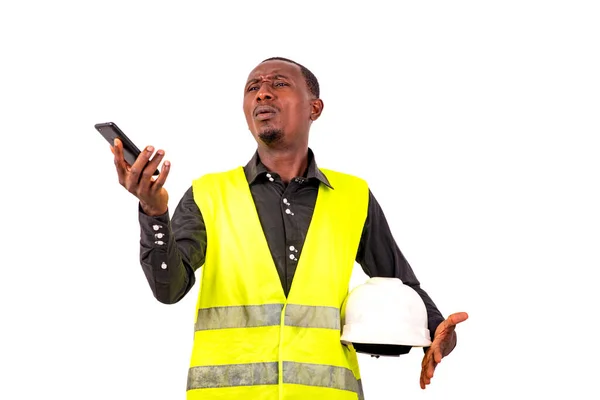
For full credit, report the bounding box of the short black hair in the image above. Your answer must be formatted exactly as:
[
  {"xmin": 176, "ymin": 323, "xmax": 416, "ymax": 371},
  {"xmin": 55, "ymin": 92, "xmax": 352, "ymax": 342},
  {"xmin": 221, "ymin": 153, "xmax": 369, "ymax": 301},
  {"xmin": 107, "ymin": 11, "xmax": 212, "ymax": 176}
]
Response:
[{"xmin": 261, "ymin": 57, "xmax": 320, "ymax": 98}]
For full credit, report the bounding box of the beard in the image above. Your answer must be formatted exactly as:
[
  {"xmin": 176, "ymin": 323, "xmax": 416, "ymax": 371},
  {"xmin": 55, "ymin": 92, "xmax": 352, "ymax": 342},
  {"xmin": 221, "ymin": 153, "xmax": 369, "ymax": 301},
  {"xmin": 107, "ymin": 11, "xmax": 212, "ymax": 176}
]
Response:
[{"xmin": 258, "ymin": 128, "xmax": 284, "ymax": 145}]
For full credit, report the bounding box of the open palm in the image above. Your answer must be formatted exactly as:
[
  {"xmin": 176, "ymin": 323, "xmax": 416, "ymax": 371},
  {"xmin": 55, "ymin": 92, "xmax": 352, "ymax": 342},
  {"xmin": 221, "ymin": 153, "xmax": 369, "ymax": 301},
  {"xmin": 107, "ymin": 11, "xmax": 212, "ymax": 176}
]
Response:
[{"xmin": 420, "ymin": 311, "xmax": 469, "ymax": 389}]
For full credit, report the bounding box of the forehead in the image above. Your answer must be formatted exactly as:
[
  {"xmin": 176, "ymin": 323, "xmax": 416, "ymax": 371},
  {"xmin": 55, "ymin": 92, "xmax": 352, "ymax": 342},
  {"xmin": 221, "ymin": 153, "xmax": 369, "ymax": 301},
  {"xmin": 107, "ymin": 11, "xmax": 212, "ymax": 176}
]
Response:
[{"xmin": 247, "ymin": 60, "xmax": 302, "ymax": 81}]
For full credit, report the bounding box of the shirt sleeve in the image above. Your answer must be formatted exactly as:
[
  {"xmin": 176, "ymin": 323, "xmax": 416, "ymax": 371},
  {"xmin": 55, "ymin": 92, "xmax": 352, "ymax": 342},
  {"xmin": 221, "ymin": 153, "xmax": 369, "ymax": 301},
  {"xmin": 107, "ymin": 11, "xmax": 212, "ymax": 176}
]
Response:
[
  {"xmin": 356, "ymin": 190, "xmax": 445, "ymax": 344},
  {"xmin": 138, "ymin": 186, "xmax": 206, "ymax": 304}
]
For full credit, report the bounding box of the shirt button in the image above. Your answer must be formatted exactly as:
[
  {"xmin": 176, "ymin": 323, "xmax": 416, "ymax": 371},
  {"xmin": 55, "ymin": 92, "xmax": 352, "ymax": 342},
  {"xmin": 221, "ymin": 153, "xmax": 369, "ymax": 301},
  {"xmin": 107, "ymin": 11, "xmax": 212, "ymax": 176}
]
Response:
[
  {"xmin": 289, "ymin": 254, "xmax": 297, "ymax": 261},
  {"xmin": 289, "ymin": 245, "xmax": 295, "ymax": 251},
  {"xmin": 161, "ymin": 262, "xmax": 168, "ymax": 270},
  {"xmin": 152, "ymin": 225, "xmax": 162, "ymax": 231}
]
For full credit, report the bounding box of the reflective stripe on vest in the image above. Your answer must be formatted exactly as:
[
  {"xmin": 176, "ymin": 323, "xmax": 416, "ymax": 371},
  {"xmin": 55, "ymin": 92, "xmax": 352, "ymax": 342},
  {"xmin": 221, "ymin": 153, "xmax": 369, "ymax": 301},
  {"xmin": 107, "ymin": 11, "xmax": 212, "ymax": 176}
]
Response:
[
  {"xmin": 187, "ymin": 362, "xmax": 279, "ymax": 389},
  {"xmin": 195, "ymin": 304, "xmax": 283, "ymax": 330},
  {"xmin": 195, "ymin": 304, "xmax": 341, "ymax": 331},
  {"xmin": 187, "ymin": 361, "xmax": 364, "ymax": 399}
]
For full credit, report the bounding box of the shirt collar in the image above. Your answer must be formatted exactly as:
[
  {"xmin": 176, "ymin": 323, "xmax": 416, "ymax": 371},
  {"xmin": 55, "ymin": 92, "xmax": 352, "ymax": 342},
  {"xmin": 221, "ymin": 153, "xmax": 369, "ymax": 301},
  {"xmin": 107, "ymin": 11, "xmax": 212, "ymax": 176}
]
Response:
[{"xmin": 244, "ymin": 147, "xmax": 333, "ymax": 189}]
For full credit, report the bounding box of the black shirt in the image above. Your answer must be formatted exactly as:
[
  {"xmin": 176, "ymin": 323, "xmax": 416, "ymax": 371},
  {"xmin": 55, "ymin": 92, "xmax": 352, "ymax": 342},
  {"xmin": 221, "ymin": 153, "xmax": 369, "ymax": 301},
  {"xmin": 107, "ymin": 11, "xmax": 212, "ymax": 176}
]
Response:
[{"xmin": 138, "ymin": 149, "xmax": 445, "ymax": 341}]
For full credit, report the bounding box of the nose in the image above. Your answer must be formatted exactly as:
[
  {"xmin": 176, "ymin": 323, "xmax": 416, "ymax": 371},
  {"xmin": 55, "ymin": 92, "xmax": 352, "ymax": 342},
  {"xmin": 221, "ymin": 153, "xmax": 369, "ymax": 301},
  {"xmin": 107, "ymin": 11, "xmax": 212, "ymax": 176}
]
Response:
[{"xmin": 256, "ymin": 82, "xmax": 274, "ymax": 102}]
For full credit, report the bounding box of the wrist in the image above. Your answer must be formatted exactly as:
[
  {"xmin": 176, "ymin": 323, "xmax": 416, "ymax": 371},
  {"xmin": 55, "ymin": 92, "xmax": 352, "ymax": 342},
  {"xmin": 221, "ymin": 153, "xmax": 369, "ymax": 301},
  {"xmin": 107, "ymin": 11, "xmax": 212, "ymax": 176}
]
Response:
[{"xmin": 140, "ymin": 201, "xmax": 168, "ymax": 217}]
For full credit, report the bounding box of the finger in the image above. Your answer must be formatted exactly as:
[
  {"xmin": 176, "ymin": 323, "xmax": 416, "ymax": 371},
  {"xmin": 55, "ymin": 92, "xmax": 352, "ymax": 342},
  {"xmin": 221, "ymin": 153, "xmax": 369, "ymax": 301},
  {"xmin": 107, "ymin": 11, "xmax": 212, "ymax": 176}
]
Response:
[
  {"xmin": 138, "ymin": 149, "xmax": 165, "ymax": 193},
  {"xmin": 425, "ymin": 349, "xmax": 437, "ymax": 378},
  {"xmin": 427, "ymin": 358, "xmax": 437, "ymax": 379},
  {"xmin": 421, "ymin": 347, "xmax": 433, "ymax": 368},
  {"xmin": 152, "ymin": 160, "xmax": 171, "ymax": 190},
  {"xmin": 420, "ymin": 357, "xmax": 429, "ymax": 389},
  {"xmin": 447, "ymin": 312, "xmax": 469, "ymax": 326},
  {"xmin": 421, "ymin": 358, "xmax": 436, "ymax": 388},
  {"xmin": 113, "ymin": 138, "xmax": 128, "ymax": 185},
  {"xmin": 126, "ymin": 145, "xmax": 154, "ymax": 190},
  {"xmin": 420, "ymin": 352, "xmax": 430, "ymax": 389},
  {"xmin": 420, "ymin": 351, "xmax": 437, "ymax": 389},
  {"xmin": 434, "ymin": 345, "xmax": 443, "ymax": 364}
]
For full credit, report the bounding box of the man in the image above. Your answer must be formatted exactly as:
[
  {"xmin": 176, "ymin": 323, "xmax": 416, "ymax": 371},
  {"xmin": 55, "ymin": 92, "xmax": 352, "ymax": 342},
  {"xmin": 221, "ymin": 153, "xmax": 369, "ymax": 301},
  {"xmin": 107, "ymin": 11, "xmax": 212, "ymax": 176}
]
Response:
[{"xmin": 112, "ymin": 57, "xmax": 468, "ymax": 398}]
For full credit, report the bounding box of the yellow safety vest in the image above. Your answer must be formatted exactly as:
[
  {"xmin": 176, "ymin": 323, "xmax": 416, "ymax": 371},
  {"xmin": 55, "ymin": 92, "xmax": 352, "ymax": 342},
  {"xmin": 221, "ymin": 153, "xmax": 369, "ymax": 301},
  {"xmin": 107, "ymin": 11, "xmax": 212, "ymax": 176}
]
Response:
[{"xmin": 188, "ymin": 166, "xmax": 369, "ymax": 400}]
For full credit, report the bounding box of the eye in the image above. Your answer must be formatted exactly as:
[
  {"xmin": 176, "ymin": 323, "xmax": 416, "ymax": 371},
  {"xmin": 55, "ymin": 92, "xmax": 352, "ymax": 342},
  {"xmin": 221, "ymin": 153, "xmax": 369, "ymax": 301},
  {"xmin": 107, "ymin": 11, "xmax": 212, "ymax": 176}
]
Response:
[
  {"xmin": 274, "ymin": 81, "xmax": 288, "ymax": 87},
  {"xmin": 247, "ymin": 86, "xmax": 259, "ymax": 92}
]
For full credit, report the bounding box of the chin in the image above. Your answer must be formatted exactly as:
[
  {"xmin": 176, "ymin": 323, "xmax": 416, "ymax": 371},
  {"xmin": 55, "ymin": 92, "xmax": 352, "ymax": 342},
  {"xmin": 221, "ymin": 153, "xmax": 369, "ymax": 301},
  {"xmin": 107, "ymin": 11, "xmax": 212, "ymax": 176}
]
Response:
[{"xmin": 258, "ymin": 128, "xmax": 284, "ymax": 145}]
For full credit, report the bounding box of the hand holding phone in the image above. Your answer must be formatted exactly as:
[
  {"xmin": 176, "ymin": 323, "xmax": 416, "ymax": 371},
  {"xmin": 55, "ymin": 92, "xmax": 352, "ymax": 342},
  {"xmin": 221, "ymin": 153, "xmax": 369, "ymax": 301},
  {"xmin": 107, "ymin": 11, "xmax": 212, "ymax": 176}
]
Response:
[{"xmin": 95, "ymin": 122, "xmax": 171, "ymax": 216}]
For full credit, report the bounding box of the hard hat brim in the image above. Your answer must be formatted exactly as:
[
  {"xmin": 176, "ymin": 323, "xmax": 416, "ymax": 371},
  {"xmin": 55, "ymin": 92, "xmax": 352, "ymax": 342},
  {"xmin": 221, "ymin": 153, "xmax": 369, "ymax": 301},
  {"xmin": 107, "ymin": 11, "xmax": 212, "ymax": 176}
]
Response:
[{"xmin": 340, "ymin": 323, "xmax": 432, "ymax": 348}]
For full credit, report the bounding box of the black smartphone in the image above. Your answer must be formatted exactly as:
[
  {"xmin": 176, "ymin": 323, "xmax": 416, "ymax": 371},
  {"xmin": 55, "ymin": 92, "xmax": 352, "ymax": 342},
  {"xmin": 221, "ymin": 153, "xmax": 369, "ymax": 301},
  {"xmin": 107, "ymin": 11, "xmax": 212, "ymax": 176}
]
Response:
[{"xmin": 95, "ymin": 122, "xmax": 160, "ymax": 176}]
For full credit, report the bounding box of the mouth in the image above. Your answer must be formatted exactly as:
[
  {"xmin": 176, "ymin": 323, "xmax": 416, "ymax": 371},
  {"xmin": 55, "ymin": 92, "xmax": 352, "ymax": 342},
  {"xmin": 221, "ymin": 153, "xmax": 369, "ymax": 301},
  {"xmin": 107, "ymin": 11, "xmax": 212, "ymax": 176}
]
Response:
[{"xmin": 254, "ymin": 105, "xmax": 278, "ymax": 121}]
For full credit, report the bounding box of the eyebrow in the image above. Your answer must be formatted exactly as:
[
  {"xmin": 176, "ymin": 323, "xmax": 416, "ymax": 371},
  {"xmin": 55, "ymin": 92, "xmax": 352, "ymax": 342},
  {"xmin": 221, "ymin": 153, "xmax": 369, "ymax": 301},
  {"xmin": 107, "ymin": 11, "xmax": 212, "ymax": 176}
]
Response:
[{"xmin": 246, "ymin": 74, "xmax": 291, "ymax": 86}]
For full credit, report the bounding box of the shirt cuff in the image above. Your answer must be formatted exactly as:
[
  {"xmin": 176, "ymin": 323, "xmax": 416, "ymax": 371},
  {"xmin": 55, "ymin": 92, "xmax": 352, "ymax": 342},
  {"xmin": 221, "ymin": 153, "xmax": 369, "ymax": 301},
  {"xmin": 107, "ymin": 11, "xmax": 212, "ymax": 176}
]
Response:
[{"xmin": 139, "ymin": 204, "xmax": 170, "ymax": 249}]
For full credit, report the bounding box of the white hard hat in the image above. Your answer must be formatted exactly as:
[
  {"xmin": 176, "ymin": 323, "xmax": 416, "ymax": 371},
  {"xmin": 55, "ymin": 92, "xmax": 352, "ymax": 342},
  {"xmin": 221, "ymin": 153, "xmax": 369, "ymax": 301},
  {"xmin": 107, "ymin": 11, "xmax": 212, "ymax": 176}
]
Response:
[{"xmin": 341, "ymin": 277, "xmax": 432, "ymax": 356}]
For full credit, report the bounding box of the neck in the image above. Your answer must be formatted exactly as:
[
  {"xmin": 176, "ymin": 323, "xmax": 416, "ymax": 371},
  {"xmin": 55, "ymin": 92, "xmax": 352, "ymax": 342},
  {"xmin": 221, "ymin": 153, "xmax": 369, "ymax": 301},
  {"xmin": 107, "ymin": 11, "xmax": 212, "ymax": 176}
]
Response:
[{"xmin": 257, "ymin": 145, "xmax": 309, "ymax": 184}]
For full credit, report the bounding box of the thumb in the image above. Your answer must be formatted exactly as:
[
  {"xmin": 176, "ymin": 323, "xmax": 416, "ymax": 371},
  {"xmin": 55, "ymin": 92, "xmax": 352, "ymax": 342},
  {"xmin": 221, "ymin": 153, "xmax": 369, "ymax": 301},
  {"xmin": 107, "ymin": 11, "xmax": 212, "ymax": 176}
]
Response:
[{"xmin": 447, "ymin": 312, "xmax": 469, "ymax": 326}]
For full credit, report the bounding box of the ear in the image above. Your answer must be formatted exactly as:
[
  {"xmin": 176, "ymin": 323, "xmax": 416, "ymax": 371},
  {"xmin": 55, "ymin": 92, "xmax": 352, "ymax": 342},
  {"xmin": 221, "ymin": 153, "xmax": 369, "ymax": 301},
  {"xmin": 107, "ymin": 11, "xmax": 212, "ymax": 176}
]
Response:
[{"xmin": 309, "ymin": 99, "xmax": 324, "ymax": 121}]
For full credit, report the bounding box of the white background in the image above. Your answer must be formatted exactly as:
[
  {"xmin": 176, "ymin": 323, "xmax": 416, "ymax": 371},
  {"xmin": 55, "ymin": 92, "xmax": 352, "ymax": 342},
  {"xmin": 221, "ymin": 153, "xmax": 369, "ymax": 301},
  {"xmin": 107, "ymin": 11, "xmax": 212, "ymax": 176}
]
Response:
[{"xmin": 1, "ymin": 0, "xmax": 599, "ymax": 399}]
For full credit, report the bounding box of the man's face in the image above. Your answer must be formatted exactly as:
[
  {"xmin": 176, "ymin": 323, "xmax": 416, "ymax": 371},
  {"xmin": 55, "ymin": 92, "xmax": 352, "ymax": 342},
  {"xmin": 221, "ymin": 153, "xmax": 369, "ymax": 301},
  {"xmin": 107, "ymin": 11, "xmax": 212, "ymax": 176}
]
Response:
[{"xmin": 243, "ymin": 60, "xmax": 320, "ymax": 147}]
